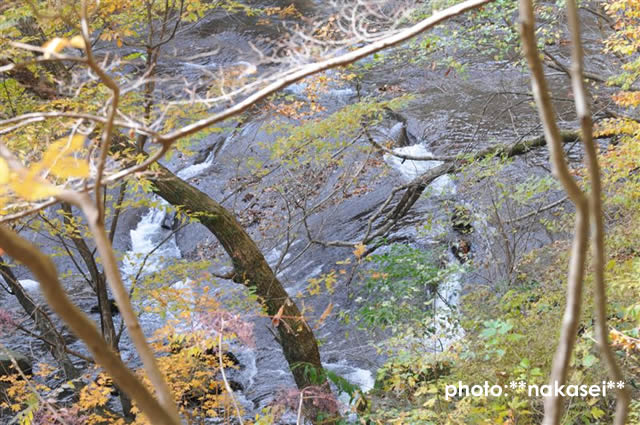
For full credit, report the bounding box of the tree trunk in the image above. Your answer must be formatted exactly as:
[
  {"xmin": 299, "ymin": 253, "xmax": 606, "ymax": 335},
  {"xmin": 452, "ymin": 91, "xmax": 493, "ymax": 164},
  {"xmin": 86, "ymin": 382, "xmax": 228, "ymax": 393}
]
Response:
[
  {"xmin": 59, "ymin": 204, "xmax": 133, "ymax": 418},
  {"xmin": 60, "ymin": 203, "xmax": 117, "ymax": 348},
  {"xmin": 150, "ymin": 164, "xmax": 337, "ymax": 423}
]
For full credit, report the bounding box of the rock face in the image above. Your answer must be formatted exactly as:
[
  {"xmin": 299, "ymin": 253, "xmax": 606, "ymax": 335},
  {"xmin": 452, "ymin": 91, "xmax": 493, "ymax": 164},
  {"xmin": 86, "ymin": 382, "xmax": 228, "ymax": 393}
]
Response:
[
  {"xmin": 0, "ymin": 349, "xmax": 32, "ymax": 376},
  {"xmin": 388, "ymin": 122, "xmax": 410, "ymax": 147}
]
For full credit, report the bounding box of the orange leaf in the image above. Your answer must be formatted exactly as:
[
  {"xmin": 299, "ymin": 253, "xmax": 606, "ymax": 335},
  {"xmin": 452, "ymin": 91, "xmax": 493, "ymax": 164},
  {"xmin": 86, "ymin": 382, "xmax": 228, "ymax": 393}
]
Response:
[
  {"xmin": 353, "ymin": 243, "xmax": 366, "ymax": 259},
  {"xmin": 314, "ymin": 302, "xmax": 333, "ymax": 330},
  {"xmin": 272, "ymin": 304, "xmax": 285, "ymax": 328}
]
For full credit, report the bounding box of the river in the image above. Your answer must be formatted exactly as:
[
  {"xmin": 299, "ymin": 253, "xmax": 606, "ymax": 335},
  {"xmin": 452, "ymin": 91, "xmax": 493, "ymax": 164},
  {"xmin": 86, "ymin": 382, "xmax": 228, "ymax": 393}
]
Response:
[{"xmin": 0, "ymin": 2, "xmax": 612, "ymax": 424}]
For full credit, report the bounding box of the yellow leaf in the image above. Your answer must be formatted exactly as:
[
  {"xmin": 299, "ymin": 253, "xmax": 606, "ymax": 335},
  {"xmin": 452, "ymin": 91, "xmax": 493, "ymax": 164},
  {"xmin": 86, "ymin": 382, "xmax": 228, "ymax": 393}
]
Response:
[
  {"xmin": 0, "ymin": 158, "xmax": 8, "ymax": 184},
  {"xmin": 40, "ymin": 134, "xmax": 88, "ymax": 178},
  {"xmin": 42, "ymin": 37, "xmax": 69, "ymax": 58},
  {"xmin": 11, "ymin": 178, "xmax": 59, "ymax": 201},
  {"xmin": 45, "ymin": 134, "xmax": 85, "ymax": 159},
  {"xmin": 69, "ymin": 35, "xmax": 86, "ymax": 50},
  {"xmin": 50, "ymin": 157, "xmax": 89, "ymax": 178}
]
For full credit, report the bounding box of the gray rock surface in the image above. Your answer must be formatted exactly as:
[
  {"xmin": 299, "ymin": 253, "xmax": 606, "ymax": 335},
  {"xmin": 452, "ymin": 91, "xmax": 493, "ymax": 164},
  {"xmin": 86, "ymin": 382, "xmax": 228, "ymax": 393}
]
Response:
[{"xmin": 0, "ymin": 349, "xmax": 32, "ymax": 376}]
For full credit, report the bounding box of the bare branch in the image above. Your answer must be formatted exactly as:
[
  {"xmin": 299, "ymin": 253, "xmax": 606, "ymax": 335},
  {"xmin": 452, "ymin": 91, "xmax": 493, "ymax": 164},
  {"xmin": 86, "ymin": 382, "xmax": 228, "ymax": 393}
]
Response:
[
  {"xmin": 519, "ymin": 2, "xmax": 594, "ymax": 424},
  {"xmin": 565, "ymin": 0, "xmax": 630, "ymax": 422},
  {"xmin": 505, "ymin": 195, "xmax": 568, "ymax": 224},
  {"xmin": 0, "ymin": 112, "xmax": 158, "ymax": 137}
]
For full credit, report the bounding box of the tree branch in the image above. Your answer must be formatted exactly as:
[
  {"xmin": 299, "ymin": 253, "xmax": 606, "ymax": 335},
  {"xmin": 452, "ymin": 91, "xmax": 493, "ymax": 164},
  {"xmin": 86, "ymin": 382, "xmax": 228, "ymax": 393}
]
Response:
[
  {"xmin": 79, "ymin": 1, "xmax": 120, "ymax": 223},
  {"xmin": 565, "ymin": 0, "xmax": 630, "ymax": 422},
  {"xmin": 519, "ymin": 2, "xmax": 594, "ymax": 424}
]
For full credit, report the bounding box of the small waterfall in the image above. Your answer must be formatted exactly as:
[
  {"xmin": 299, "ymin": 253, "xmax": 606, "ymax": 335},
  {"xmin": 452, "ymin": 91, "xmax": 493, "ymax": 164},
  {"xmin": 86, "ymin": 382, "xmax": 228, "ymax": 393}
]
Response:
[
  {"xmin": 384, "ymin": 143, "xmax": 465, "ymax": 351},
  {"xmin": 383, "ymin": 143, "xmax": 455, "ymax": 195},
  {"xmin": 122, "ymin": 152, "xmax": 215, "ymax": 280},
  {"xmin": 431, "ymin": 254, "xmax": 465, "ymax": 352}
]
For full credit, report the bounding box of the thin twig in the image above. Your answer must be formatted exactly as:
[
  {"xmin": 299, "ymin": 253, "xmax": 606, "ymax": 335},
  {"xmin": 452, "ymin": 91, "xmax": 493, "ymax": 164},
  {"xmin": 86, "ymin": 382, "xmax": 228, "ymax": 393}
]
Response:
[{"xmin": 218, "ymin": 328, "xmax": 244, "ymax": 425}]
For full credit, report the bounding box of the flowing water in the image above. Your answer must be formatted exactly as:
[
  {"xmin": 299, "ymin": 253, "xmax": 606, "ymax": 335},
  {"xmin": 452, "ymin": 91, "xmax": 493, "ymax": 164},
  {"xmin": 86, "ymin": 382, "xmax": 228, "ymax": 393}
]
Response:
[{"xmin": 122, "ymin": 152, "xmax": 216, "ymax": 279}]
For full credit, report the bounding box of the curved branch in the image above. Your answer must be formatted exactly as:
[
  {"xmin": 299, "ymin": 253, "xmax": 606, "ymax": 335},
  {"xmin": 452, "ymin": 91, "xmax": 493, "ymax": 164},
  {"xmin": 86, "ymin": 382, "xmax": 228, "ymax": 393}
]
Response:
[{"xmin": 519, "ymin": 2, "xmax": 595, "ymax": 424}]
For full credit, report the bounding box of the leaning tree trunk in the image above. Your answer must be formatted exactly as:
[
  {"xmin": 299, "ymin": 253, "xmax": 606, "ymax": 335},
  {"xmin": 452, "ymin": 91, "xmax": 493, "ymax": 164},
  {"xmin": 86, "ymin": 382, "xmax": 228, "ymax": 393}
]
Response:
[{"xmin": 150, "ymin": 164, "xmax": 337, "ymax": 423}]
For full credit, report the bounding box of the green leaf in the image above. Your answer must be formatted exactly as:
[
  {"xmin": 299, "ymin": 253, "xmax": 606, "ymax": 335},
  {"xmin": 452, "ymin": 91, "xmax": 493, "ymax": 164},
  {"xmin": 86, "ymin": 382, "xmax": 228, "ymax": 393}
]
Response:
[
  {"xmin": 582, "ymin": 354, "xmax": 598, "ymax": 368},
  {"xmin": 591, "ymin": 407, "xmax": 605, "ymax": 419}
]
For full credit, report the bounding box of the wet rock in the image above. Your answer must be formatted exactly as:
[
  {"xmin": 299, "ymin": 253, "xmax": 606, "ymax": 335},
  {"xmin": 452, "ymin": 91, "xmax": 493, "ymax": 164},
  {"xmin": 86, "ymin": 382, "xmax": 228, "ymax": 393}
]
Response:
[
  {"xmin": 90, "ymin": 299, "xmax": 120, "ymax": 316},
  {"xmin": 451, "ymin": 239, "xmax": 471, "ymax": 263},
  {"xmin": 161, "ymin": 211, "xmax": 179, "ymax": 230},
  {"xmin": 227, "ymin": 380, "xmax": 243, "ymax": 392},
  {"xmin": 451, "ymin": 204, "xmax": 473, "ymax": 234},
  {"xmin": 193, "ymin": 142, "xmax": 218, "ymax": 164},
  {"xmin": 0, "ymin": 349, "xmax": 32, "ymax": 376},
  {"xmin": 388, "ymin": 122, "xmax": 410, "ymax": 147}
]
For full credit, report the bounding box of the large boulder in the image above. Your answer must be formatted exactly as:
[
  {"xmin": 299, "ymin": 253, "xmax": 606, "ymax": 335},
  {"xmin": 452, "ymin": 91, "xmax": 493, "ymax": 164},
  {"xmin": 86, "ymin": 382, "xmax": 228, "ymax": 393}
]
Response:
[{"xmin": 0, "ymin": 349, "xmax": 32, "ymax": 376}]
